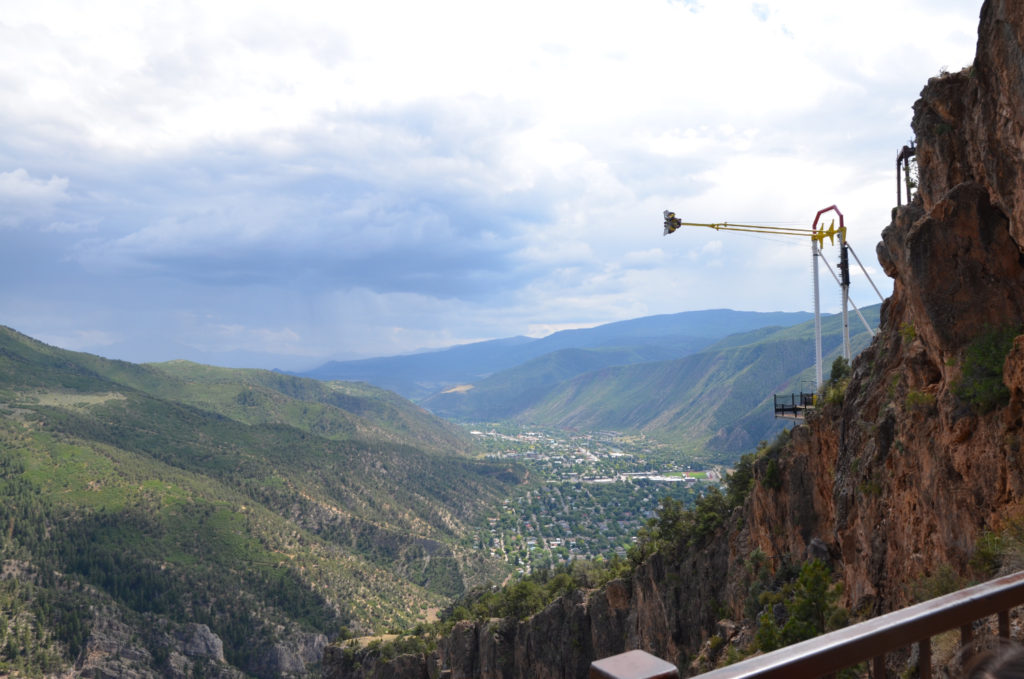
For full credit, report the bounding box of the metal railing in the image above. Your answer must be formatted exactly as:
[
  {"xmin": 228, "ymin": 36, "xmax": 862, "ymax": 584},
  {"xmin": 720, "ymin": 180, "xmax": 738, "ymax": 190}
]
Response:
[
  {"xmin": 773, "ymin": 392, "xmax": 817, "ymax": 420},
  {"xmin": 590, "ymin": 570, "xmax": 1024, "ymax": 679}
]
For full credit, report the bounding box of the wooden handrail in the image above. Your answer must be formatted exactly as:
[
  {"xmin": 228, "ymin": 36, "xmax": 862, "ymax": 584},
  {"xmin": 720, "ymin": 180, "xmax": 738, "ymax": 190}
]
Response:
[{"xmin": 591, "ymin": 570, "xmax": 1024, "ymax": 679}]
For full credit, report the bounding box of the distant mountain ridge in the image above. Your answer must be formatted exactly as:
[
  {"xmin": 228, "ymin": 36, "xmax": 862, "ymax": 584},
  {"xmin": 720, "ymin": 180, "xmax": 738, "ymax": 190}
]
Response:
[
  {"xmin": 424, "ymin": 307, "xmax": 881, "ymax": 460},
  {"xmin": 300, "ymin": 309, "xmax": 815, "ymax": 400}
]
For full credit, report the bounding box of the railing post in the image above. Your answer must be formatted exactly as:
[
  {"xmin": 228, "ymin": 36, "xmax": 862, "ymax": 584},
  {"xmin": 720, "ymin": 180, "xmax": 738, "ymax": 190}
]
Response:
[
  {"xmin": 590, "ymin": 650, "xmax": 679, "ymax": 679},
  {"xmin": 873, "ymin": 654, "xmax": 885, "ymax": 679},
  {"xmin": 961, "ymin": 623, "xmax": 974, "ymax": 660},
  {"xmin": 919, "ymin": 637, "xmax": 931, "ymax": 679},
  {"xmin": 999, "ymin": 610, "xmax": 1010, "ymax": 638}
]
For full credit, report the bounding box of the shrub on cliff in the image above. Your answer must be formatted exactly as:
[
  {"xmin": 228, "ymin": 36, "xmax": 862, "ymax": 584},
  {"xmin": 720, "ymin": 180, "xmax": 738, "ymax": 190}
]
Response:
[
  {"xmin": 755, "ymin": 559, "xmax": 847, "ymax": 652},
  {"xmin": 752, "ymin": 429, "xmax": 790, "ymax": 491},
  {"xmin": 442, "ymin": 560, "xmax": 623, "ymax": 624},
  {"xmin": 822, "ymin": 356, "xmax": 851, "ymax": 406},
  {"xmin": 631, "ymin": 449, "xmax": 773, "ymax": 565},
  {"xmin": 953, "ymin": 325, "xmax": 1019, "ymax": 414},
  {"xmin": 726, "ymin": 453, "xmax": 755, "ymax": 507}
]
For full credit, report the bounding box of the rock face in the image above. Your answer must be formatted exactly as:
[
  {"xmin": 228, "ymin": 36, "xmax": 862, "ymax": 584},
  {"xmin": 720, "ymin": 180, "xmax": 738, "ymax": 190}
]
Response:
[
  {"xmin": 177, "ymin": 622, "xmax": 227, "ymax": 663},
  {"xmin": 774, "ymin": 0, "xmax": 1024, "ymax": 613},
  {"xmin": 323, "ymin": 554, "xmax": 731, "ymax": 679},
  {"xmin": 255, "ymin": 633, "xmax": 329, "ymax": 678},
  {"xmin": 322, "ymin": 1, "xmax": 1024, "ymax": 677},
  {"xmin": 323, "ymin": 648, "xmax": 431, "ymax": 679},
  {"xmin": 75, "ymin": 608, "xmax": 246, "ymax": 679},
  {"xmin": 733, "ymin": 0, "xmax": 1024, "ymax": 621},
  {"xmin": 75, "ymin": 608, "xmax": 158, "ymax": 679},
  {"xmin": 72, "ymin": 605, "xmax": 329, "ymax": 678},
  {"xmin": 912, "ymin": 0, "xmax": 1024, "ymax": 248}
]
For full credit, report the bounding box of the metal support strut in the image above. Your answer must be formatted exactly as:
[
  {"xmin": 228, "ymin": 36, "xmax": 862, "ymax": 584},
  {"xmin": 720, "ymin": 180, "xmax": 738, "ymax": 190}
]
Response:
[
  {"xmin": 811, "ymin": 205, "xmax": 848, "ymax": 385},
  {"xmin": 897, "ymin": 143, "xmax": 916, "ymax": 207},
  {"xmin": 662, "ymin": 204, "xmax": 881, "ymax": 398},
  {"xmin": 840, "ymin": 236, "xmax": 851, "ymax": 361}
]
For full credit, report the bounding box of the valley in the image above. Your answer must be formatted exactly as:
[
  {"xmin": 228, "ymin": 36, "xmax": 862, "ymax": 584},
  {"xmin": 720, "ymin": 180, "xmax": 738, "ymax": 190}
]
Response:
[
  {"xmin": 0, "ymin": 295, "xmax": 879, "ymax": 678},
  {"xmin": 6, "ymin": 1, "xmax": 1007, "ymax": 677},
  {"xmin": 0, "ymin": 316, "xmax": 773, "ymax": 678},
  {"xmin": 0, "ymin": 295, "xmax": 883, "ymax": 679},
  {"xmin": 467, "ymin": 426, "xmax": 722, "ymax": 570}
]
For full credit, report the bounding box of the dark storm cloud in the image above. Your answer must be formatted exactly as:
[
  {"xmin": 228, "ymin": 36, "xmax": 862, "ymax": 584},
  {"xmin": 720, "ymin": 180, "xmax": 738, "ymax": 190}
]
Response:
[{"xmin": 0, "ymin": 96, "xmax": 557, "ymax": 322}]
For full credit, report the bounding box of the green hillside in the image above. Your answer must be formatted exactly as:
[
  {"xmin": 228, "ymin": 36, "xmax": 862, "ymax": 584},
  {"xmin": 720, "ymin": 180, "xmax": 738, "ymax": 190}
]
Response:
[
  {"xmin": 523, "ymin": 308, "xmax": 879, "ymax": 459},
  {"xmin": 421, "ymin": 344, "xmax": 690, "ymax": 420},
  {"xmin": 428, "ymin": 308, "xmax": 880, "ymax": 462},
  {"xmin": 49, "ymin": 353, "xmax": 473, "ymax": 456},
  {"xmin": 0, "ymin": 326, "xmax": 517, "ymax": 677}
]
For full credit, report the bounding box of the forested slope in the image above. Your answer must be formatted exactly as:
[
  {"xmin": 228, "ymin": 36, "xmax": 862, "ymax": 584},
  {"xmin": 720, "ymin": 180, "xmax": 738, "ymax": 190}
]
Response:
[{"xmin": 0, "ymin": 326, "xmax": 518, "ymax": 678}]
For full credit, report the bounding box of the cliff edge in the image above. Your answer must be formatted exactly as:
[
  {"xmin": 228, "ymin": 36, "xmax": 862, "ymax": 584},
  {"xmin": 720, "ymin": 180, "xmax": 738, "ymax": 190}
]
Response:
[
  {"xmin": 751, "ymin": 0, "xmax": 1024, "ymax": 613},
  {"xmin": 323, "ymin": 1, "xmax": 1024, "ymax": 677}
]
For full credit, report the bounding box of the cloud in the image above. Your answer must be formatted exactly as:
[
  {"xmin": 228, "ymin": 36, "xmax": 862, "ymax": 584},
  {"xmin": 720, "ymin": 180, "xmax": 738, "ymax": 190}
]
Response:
[
  {"xmin": 0, "ymin": 168, "xmax": 68, "ymax": 200},
  {"xmin": 0, "ymin": 169, "xmax": 69, "ymax": 227},
  {"xmin": 65, "ymin": 143, "xmax": 536, "ymax": 298},
  {"xmin": 41, "ymin": 219, "xmax": 99, "ymax": 234},
  {"xmin": 0, "ymin": 0, "xmax": 981, "ymax": 367},
  {"xmin": 622, "ymin": 249, "xmax": 668, "ymax": 268},
  {"xmin": 188, "ymin": 322, "xmax": 304, "ymax": 355}
]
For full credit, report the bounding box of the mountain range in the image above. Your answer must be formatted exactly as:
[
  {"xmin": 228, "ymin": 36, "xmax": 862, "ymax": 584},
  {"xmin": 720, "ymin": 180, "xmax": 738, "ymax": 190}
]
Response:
[
  {"xmin": 0, "ymin": 305, "xmax": 879, "ymax": 676},
  {"xmin": 502, "ymin": 308, "xmax": 878, "ymax": 457},
  {"xmin": 299, "ymin": 309, "xmax": 817, "ymax": 400},
  {"xmin": 304, "ymin": 306, "xmax": 880, "ymax": 461}
]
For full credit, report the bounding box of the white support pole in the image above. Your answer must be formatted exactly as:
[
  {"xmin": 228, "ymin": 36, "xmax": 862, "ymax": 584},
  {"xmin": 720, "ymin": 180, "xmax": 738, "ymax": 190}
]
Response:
[
  {"xmin": 840, "ymin": 234, "xmax": 852, "ymax": 362},
  {"xmin": 813, "ymin": 239, "xmax": 823, "ymax": 389},
  {"xmin": 842, "ymin": 290, "xmax": 852, "ymax": 360}
]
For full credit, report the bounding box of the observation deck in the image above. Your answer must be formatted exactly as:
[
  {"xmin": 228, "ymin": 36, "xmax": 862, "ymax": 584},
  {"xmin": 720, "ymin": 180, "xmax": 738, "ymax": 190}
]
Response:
[{"xmin": 773, "ymin": 392, "xmax": 817, "ymax": 420}]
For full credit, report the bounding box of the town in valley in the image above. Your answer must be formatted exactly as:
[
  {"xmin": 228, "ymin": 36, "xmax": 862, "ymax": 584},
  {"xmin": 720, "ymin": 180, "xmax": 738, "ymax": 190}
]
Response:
[{"xmin": 469, "ymin": 426, "xmax": 722, "ymax": 573}]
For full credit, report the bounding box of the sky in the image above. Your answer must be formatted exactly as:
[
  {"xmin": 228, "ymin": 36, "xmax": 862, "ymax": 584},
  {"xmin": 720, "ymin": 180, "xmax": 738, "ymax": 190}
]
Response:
[{"xmin": 0, "ymin": 1, "xmax": 983, "ymax": 371}]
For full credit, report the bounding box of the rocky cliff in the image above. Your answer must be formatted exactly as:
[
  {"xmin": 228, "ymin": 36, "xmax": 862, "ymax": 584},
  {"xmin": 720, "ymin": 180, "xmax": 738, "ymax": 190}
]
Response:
[
  {"xmin": 757, "ymin": 0, "xmax": 1024, "ymax": 613},
  {"xmin": 71, "ymin": 602, "xmax": 327, "ymax": 679},
  {"xmin": 322, "ymin": 1, "xmax": 1024, "ymax": 677}
]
